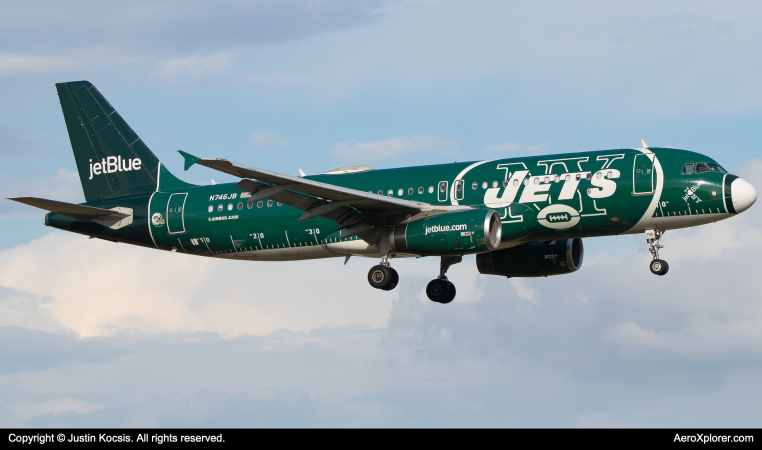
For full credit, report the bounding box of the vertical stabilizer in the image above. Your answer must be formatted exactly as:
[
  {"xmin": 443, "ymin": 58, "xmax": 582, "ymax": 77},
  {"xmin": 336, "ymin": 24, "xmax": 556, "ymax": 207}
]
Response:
[{"xmin": 56, "ymin": 81, "xmax": 162, "ymax": 202}]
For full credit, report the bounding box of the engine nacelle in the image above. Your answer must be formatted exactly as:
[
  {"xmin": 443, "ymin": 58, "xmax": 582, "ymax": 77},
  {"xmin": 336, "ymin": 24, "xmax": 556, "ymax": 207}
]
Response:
[
  {"xmin": 390, "ymin": 209, "xmax": 502, "ymax": 255},
  {"xmin": 476, "ymin": 238, "xmax": 584, "ymax": 277}
]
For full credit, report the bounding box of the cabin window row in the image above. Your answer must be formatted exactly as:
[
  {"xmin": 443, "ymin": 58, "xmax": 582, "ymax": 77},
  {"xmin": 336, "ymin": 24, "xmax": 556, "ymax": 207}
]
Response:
[{"xmin": 208, "ymin": 201, "xmax": 282, "ymax": 213}]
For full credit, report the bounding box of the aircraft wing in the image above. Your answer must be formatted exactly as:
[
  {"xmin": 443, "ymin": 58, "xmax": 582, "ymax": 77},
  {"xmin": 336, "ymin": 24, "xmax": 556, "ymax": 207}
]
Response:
[
  {"xmin": 179, "ymin": 151, "xmax": 452, "ymax": 238},
  {"xmin": 9, "ymin": 197, "xmax": 131, "ymax": 220}
]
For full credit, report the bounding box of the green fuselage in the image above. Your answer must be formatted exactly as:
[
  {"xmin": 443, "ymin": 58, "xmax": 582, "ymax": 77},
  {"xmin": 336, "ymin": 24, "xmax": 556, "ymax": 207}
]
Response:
[{"xmin": 46, "ymin": 147, "xmax": 737, "ymax": 262}]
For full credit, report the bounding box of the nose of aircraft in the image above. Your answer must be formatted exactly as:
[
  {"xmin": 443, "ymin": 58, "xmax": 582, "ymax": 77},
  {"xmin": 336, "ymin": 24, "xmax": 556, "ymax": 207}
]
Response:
[{"xmin": 731, "ymin": 177, "xmax": 757, "ymax": 213}]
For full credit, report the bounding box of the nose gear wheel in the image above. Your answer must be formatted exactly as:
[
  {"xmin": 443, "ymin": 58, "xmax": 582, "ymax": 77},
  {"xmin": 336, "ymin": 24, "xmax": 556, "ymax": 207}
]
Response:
[{"xmin": 646, "ymin": 228, "xmax": 669, "ymax": 276}]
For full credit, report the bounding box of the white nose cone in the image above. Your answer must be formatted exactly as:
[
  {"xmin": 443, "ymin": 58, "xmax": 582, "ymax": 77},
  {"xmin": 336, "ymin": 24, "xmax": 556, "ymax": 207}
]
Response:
[{"xmin": 731, "ymin": 178, "xmax": 757, "ymax": 213}]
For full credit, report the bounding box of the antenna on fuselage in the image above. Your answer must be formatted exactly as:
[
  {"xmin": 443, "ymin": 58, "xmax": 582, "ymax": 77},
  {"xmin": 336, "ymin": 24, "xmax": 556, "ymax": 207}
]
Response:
[{"xmin": 641, "ymin": 139, "xmax": 649, "ymax": 149}]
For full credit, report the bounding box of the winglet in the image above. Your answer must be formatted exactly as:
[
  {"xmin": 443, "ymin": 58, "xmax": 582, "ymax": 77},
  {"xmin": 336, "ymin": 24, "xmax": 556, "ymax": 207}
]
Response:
[
  {"xmin": 641, "ymin": 139, "xmax": 648, "ymax": 149},
  {"xmin": 178, "ymin": 150, "xmax": 202, "ymax": 171},
  {"xmin": 299, "ymin": 169, "xmax": 306, "ymax": 177}
]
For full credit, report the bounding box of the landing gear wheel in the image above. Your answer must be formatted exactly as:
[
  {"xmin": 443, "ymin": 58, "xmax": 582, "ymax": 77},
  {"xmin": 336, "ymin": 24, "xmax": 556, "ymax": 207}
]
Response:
[
  {"xmin": 650, "ymin": 259, "xmax": 668, "ymax": 276},
  {"xmin": 426, "ymin": 279, "xmax": 451, "ymax": 303},
  {"xmin": 382, "ymin": 268, "xmax": 399, "ymax": 291},
  {"xmin": 441, "ymin": 281, "xmax": 456, "ymax": 304},
  {"xmin": 368, "ymin": 265, "xmax": 392, "ymax": 290}
]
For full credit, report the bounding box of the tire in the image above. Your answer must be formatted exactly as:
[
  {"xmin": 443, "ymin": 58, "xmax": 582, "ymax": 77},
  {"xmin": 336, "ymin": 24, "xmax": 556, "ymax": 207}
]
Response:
[
  {"xmin": 440, "ymin": 281, "xmax": 456, "ymax": 304},
  {"xmin": 661, "ymin": 260, "xmax": 669, "ymax": 275},
  {"xmin": 650, "ymin": 259, "xmax": 666, "ymax": 276},
  {"xmin": 382, "ymin": 268, "xmax": 399, "ymax": 291},
  {"xmin": 426, "ymin": 279, "xmax": 451, "ymax": 302},
  {"xmin": 368, "ymin": 265, "xmax": 392, "ymax": 289}
]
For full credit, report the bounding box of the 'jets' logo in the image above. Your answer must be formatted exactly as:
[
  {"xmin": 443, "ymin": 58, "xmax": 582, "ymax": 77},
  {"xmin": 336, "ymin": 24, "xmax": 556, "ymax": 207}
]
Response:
[{"xmin": 151, "ymin": 212, "xmax": 165, "ymax": 226}]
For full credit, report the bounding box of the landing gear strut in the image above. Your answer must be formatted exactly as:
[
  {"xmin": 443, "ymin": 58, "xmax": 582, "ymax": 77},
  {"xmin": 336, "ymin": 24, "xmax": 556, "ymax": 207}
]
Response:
[
  {"xmin": 426, "ymin": 256, "xmax": 461, "ymax": 303},
  {"xmin": 646, "ymin": 228, "xmax": 669, "ymax": 276},
  {"xmin": 368, "ymin": 254, "xmax": 399, "ymax": 291}
]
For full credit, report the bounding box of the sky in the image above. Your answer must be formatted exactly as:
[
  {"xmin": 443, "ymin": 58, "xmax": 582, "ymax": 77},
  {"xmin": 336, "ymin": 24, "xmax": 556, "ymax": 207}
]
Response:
[{"xmin": 0, "ymin": 0, "xmax": 761, "ymax": 427}]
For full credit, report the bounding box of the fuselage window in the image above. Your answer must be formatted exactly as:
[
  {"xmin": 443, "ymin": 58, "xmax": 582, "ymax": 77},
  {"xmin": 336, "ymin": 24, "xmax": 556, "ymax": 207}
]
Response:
[
  {"xmin": 208, "ymin": 205, "xmax": 213, "ymax": 213},
  {"xmin": 418, "ymin": 187, "xmax": 424, "ymax": 194},
  {"xmin": 408, "ymin": 188, "xmax": 413, "ymax": 195},
  {"xmin": 428, "ymin": 186, "xmax": 434, "ymax": 193},
  {"xmin": 492, "ymin": 180, "xmax": 498, "ymax": 188},
  {"xmin": 513, "ymin": 179, "xmax": 519, "ymax": 186},
  {"xmin": 439, "ymin": 183, "xmax": 446, "ymax": 193},
  {"xmin": 227, "ymin": 203, "xmax": 233, "ymax": 211},
  {"xmin": 682, "ymin": 163, "xmax": 694, "ymax": 175},
  {"xmin": 472, "ymin": 182, "xmax": 478, "ymax": 190},
  {"xmin": 398, "ymin": 188, "xmax": 403, "ymax": 196},
  {"xmin": 533, "ymin": 178, "xmax": 539, "ymax": 185},
  {"xmin": 267, "ymin": 200, "xmax": 273, "ymax": 207},
  {"xmin": 217, "ymin": 204, "xmax": 223, "ymax": 212},
  {"xmin": 523, "ymin": 179, "xmax": 529, "ymax": 185},
  {"xmin": 596, "ymin": 172, "xmax": 602, "ymax": 179},
  {"xmin": 455, "ymin": 181, "xmax": 463, "ymax": 193},
  {"xmin": 247, "ymin": 202, "xmax": 253, "ymax": 209},
  {"xmin": 586, "ymin": 173, "xmax": 592, "ymax": 180},
  {"xmin": 565, "ymin": 175, "xmax": 571, "ymax": 182},
  {"xmin": 607, "ymin": 171, "xmax": 612, "ymax": 178},
  {"xmin": 503, "ymin": 180, "xmax": 509, "ymax": 187},
  {"xmin": 482, "ymin": 181, "xmax": 488, "ymax": 189},
  {"xmin": 554, "ymin": 175, "xmax": 560, "ymax": 183},
  {"xmin": 388, "ymin": 189, "xmax": 393, "ymax": 196},
  {"xmin": 544, "ymin": 177, "xmax": 549, "ymax": 183},
  {"xmin": 277, "ymin": 202, "xmax": 282, "ymax": 206},
  {"xmin": 575, "ymin": 174, "xmax": 581, "ymax": 181},
  {"xmin": 696, "ymin": 163, "xmax": 710, "ymax": 173},
  {"xmin": 237, "ymin": 202, "xmax": 243, "ymax": 210},
  {"xmin": 257, "ymin": 201, "xmax": 263, "ymax": 208},
  {"xmin": 378, "ymin": 190, "xmax": 383, "ymax": 195}
]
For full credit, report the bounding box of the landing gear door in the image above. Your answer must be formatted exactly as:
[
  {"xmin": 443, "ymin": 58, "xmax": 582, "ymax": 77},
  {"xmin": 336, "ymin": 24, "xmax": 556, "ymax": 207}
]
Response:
[
  {"xmin": 167, "ymin": 193, "xmax": 188, "ymax": 234},
  {"xmin": 633, "ymin": 153, "xmax": 654, "ymax": 195},
  {"xmin": 438, "ymin": 181, "xmax": 449, "ymax": 202}
]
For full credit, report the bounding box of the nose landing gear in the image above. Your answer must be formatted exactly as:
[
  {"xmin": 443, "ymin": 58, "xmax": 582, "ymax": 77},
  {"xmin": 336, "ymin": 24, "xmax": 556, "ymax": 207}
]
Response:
[
  {"xmin": 426, "ymin": 256, "xmax": 461, "ymax": 304},
  {"xmin": 368, "ymin": 255, "xmax": 399, "ymax": 291},
  {"xmin": 646, "ymin": 228, "xmax": 669, "ymax": 276}
]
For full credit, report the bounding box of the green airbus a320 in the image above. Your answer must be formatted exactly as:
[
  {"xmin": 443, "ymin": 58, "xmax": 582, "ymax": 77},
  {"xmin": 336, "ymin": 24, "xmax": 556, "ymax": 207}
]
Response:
[{"xmin": 10, "ymin": 81, "xmax": 757, "ymax": 303}]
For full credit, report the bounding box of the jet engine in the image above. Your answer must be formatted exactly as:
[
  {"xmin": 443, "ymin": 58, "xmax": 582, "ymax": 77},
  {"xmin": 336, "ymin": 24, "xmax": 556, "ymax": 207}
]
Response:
[
  {"xmin": 476, "ymin": 238, "xmax": 584, "ymax": 277},
  {"xmin": 390, "ymin": 209, "xmax": 501, "ymax": 255}
]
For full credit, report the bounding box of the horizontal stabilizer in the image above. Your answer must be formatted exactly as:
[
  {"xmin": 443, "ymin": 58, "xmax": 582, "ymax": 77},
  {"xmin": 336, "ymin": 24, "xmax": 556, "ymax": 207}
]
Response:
[{"xmin": 9, "ymin": 197, "xmax": 131, "ymax": 220}]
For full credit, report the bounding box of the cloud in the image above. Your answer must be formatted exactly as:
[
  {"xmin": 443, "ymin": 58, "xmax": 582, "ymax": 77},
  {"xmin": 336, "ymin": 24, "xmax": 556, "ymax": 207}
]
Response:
[
  {"xmin": 154, "ymin": 53, "xmax": 236, "ymax": 82},
  {"xmin": 0, "ymin": 327, "xmax": 128, "ymax": 375},
  {"xmin": 331, "ymin": 134, "xmax": 456, "ymax": 162},
  {"xmin": 27, "ymin": 388, "xmax": 348, "ymax": 428},
  {"xmin": 250, "ymin": 130, "xmax": 291, "ymax": 147},
  {"xmin": 0, "ymin": 1, "xmax": 382, "ymax": 56}
]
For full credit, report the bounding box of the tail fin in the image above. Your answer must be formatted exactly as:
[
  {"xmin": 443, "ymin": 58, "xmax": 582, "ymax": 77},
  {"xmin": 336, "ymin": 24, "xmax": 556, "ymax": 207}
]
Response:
[{"xmin": 56, "ymin": 81, "xmax": 161, "ymax": 202}]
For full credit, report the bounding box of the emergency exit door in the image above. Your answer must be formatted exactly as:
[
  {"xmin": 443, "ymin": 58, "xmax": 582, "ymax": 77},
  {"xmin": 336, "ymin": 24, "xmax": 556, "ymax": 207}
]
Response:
[
  {"xmin": 632, "ymin": 154, "xmax": 654, "ymax": 195},
  {"xmin": 167, "ymin": 193, "xmax": 188, "ymax": 234}
]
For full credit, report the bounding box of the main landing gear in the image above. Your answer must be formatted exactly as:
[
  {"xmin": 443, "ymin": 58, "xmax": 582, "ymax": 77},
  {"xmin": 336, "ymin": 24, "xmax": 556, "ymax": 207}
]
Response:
[
  {"xmin": 646, "ymin": 228, "xmax": 669, "ymax": 276},
  {"xmin": 368, "ymin": 255, "xmax": 399, "ymax": 291},
  {"xmin": 426, "ymin": 256, "xmax": 462, "ymax": 304}
]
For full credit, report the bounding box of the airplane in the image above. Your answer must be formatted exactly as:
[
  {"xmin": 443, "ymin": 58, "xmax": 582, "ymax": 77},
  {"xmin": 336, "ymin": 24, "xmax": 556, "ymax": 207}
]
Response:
[{"xmin": 9, "ymin": 81, "xmax": 758, "ymax": 303}]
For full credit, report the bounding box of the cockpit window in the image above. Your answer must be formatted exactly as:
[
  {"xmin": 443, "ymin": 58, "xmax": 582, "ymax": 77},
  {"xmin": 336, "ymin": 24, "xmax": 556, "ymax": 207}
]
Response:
[
  {"xmin": 682, "ymin": 163, "xmax": 694, "ymax": 175},
  {"xmin": 708, "ymin": 163, "xmax": 727, "ymax": 173},
  {"xmin": 695, "ymin": 163, "xmax": 710, "ymax": 173}
]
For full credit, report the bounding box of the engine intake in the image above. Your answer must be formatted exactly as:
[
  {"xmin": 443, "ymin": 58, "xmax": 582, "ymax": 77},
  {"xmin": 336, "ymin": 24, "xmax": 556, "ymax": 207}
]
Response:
[
  {"xmin": 476, "ymin": 238, "xmax": 584, "ymax": 277},
  {"xmin": 391, "ymin": 209, "xmax": 502, "ymax": 256}
]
